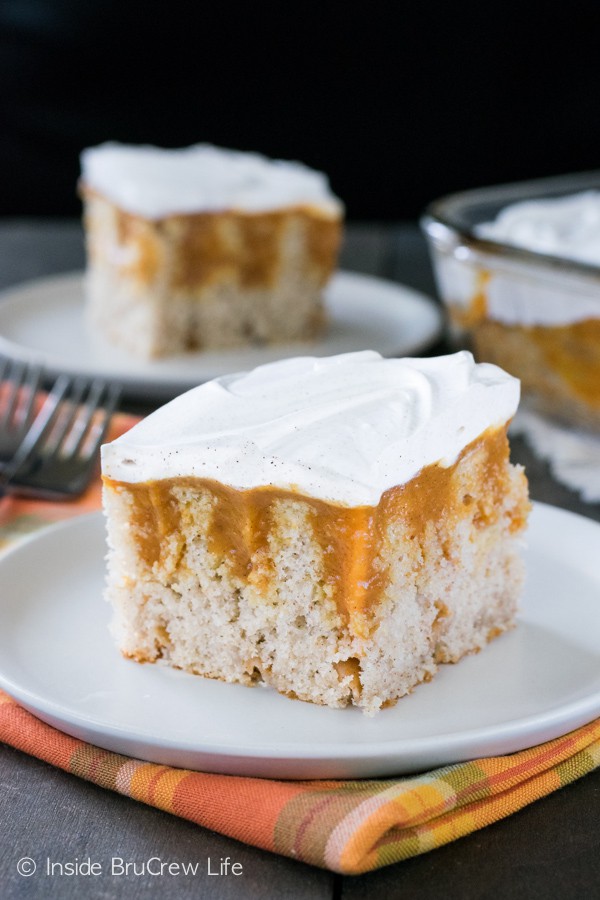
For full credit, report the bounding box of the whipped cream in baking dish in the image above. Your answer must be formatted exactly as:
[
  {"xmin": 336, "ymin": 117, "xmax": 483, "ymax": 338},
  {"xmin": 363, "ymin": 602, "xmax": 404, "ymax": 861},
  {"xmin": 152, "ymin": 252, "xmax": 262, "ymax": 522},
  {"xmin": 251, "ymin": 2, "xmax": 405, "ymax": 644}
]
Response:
[
  {"xmin": 477, "ymin": 190, "xmax": 600, "ymax": 265},
  {"xmin": 80, "ymin": 143, "xmax": 342, "ymax": 219},
  {"xmin": 102, "ymin": 351, "xmax": 519, "ymax": 505},
  {"xmin": 436, "ymin": 191, "xmax": 600, "ymax": 327}
]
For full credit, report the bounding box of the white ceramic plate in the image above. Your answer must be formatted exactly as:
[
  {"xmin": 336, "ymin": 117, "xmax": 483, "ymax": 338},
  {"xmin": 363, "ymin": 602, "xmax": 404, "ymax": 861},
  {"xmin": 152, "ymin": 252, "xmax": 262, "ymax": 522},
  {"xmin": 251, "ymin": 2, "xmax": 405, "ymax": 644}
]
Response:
[
  {"xmin": 0, "ymin": 271, "xmax": 442, "ymax": 401},
  {"xmin": 1, "ymin": 503, "xmax": 600, "ymax": 779}
]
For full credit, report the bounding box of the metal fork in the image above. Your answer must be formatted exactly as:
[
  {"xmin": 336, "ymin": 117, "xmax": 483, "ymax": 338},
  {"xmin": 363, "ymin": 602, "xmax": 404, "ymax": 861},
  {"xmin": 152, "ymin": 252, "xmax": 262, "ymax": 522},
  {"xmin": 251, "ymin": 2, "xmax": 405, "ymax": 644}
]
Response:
[
  {"xmin": 0, "ymin": 356, "xmax": 45, "ymax": 469},
  {"xmin": 1, "ymin": 375, "xmax": 121, "ymax": 500}
]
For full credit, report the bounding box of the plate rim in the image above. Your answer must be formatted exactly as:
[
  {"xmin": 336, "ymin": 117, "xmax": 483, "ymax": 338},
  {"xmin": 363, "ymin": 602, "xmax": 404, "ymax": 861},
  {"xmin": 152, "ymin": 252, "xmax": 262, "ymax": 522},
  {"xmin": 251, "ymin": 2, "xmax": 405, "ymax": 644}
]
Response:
[
  {"xmin": 1, "ymin": 502, "xmax": 600, "ymax": 776},
  {"xmin": 0, "ymin": 270, "xmax": 444, "ymax": 401}
]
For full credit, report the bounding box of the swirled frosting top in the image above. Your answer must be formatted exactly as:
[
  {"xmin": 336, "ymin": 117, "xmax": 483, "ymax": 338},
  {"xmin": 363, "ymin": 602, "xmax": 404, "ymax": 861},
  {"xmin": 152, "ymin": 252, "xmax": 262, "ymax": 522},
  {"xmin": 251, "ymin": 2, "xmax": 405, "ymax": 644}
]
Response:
[
  {"xmin": 101, "ymin": 351, "xmax": 519, "ymax": 505},
  {"xmin": 80, "ymin": 142, "xmax": 342, "ymax": 219}
]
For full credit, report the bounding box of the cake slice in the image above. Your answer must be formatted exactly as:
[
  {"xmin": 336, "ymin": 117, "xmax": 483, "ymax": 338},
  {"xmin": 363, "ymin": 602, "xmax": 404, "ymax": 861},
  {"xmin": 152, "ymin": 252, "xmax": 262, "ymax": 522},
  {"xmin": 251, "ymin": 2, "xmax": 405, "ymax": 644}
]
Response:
[
  {"xmin": 101, "ymin": 350, "xmax": 530, "ymax": 714},
  {"xmin": 79, "ymin": 143, "xmax": 343, "ymax": 358}
]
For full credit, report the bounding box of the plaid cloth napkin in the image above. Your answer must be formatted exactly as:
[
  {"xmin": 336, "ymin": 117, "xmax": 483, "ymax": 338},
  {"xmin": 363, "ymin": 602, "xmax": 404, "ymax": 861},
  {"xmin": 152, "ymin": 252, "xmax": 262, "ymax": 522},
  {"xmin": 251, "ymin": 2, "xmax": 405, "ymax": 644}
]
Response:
[{"xmin": 1, "ymin": 411, "xmax": 600, "ymax": 875}]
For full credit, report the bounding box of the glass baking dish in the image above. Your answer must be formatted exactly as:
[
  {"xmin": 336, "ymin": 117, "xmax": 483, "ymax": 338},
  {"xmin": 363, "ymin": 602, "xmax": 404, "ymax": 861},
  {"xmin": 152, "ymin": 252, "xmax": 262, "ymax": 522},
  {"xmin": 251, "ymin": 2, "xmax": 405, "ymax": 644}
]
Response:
[{"xmin": 421, "ymin": 171, "xmax": 600, "ymax": 431}]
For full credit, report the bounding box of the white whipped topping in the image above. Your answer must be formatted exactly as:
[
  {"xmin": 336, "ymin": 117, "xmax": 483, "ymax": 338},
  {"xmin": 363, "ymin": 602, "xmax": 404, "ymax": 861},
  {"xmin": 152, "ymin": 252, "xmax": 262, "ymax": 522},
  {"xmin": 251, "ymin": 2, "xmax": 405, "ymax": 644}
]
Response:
[
  {"xmin": 477, "ymin": 190, "xmax": 600, "ymax": 265},
  {"xmin": 80, "ymin": 143, "xmax": 342, "ymax": 219},
  {"xmin": 101, "ymin": 350, "xmax": 519, "ymax": 505},
  {"xmin": 484, "ymin": 271, "xmax": 600, "ymax": 327}
]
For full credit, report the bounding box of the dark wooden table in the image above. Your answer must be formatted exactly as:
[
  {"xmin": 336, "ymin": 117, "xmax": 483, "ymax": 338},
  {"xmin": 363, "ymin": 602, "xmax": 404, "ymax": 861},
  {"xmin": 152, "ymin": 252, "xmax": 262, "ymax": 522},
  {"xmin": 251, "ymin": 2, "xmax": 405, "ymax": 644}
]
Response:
[{"xmin": 0, "ymin": 220, "xmax": 599, "ymax": 899}]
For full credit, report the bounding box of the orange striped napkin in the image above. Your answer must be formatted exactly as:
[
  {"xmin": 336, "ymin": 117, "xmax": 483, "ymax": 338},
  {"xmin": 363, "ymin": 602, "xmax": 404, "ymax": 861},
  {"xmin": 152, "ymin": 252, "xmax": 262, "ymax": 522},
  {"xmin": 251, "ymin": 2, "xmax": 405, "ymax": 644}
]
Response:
[{"xmin": 1, "ymin": 412, "xmax": 600, "ymax": 874}]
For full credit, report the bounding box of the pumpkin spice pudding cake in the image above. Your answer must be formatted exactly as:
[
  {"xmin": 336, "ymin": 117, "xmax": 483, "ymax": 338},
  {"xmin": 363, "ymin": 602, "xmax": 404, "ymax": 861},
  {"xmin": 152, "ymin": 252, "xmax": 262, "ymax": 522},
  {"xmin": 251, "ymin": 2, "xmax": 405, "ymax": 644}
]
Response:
[
  {"xmin": 80, "ymin": 143, "xmax": 343, "ymax": 358},
  {"xmin": 101, "ymin": 350, "xmax": 530, "ymax": 714}
]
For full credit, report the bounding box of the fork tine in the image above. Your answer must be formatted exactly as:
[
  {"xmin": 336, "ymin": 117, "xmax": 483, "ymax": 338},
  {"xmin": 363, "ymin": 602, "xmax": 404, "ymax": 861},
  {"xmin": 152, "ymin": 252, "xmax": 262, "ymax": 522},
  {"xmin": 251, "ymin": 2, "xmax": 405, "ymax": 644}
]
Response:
[
  {"xmin": 1, "ymin": 373, "xmax": 71, "ymax": 481},
  {"xmin": 65, "ymin": 379, "xmax": 107, "ymax": 457},
  {"xmin": 0, "ymin": 356, "xmax": 9, "ymax": 402},
  {"xmin": 0, "ymin": 356, "xmax": 10, "ymax": 428},
  {"xmin": 18, "ymin": 362, "xmax": 44, "ymax": 431},
  {"xmin": 85, "ymin": 384, "xmax": 121, "ymax": 457},
  {"xmin": 43, "ymin": 376, "xmax": 91, "ymax": 457},
  {"xmin": 69, "ymin": 381, "xmax": 120, "ymax": 459},
  {"xmin": 0, "ymin": 359, "xmax": 26, "ymax": 429}
]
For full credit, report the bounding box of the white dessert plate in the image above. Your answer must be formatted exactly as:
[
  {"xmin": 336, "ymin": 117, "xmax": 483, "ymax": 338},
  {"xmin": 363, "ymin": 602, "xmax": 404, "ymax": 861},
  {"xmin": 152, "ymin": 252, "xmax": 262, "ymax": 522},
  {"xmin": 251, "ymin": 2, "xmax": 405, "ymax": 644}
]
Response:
[
  {"xmin": 0, "ymin": 271, "xmax": 443, "ymax": 401},
  {"xmin": 1, "ymin": 502, "xmax": 600, "ymax": 779}
]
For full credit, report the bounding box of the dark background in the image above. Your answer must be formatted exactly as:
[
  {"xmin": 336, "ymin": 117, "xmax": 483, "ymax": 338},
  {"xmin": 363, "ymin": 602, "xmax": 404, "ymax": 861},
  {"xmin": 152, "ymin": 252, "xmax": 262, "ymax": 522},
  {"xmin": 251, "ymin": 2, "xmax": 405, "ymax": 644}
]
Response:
[{"xmin": 1, "ymin": 1, "xmax": 600, "ymax": 221}]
